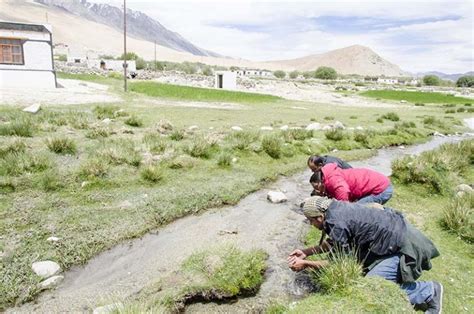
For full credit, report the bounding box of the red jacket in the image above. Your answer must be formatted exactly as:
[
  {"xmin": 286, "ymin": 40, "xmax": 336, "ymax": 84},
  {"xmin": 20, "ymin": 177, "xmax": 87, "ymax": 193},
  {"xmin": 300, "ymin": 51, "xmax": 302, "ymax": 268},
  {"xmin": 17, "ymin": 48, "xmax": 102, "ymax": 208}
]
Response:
[{"xmin": 321, "ymin": 163, "xmax": 390, "ymax": 202}]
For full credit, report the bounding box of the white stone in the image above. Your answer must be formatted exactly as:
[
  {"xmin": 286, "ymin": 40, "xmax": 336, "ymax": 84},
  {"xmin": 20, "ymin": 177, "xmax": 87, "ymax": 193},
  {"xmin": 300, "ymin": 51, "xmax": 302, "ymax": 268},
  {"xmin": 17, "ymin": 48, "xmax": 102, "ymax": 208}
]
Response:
[
  {"xmin": 455, "ymin": 184, "xmax": 473, "ymax": 197},
  {"xmin": 306, "ymin": 123, "xmax": 322, "ymax": 131},
  {"xmin": 39, "ymin": 275, "xmax": 64, "ymax": 290},
  {"xmin": 209, "ymin": 127, "xmax": 214, "ymax": 130},
  {"xmin": 400, "ymin": 100, "xmax": 407, "ymax": 103},
  {"xmin": 231, "ymin": 126, "xmax": 243, "ymax": 131},
  {"xmin": 280, "ymin": 125, "xmax": 289, "ymax": 130},
  {"xmin": 232, "ymin": 157, "xmax": 238, "ymax": 163},
  {"xmin": 102, "ymin": 118, "xmax": 112, "ymax": 124},
  {"xmin": 355, "ymin": 126, "xmax": 364, "ymax": 130},
  {"xmin": 32, "ymin": 261, "xmax": 61, "ymax": 278},
  {"xmin": 23, "ymin": 103, "xmax": 41, "ymax": 114},
  {"xmin": 260, "ymin": 126, "xmax": 273, "ymax": 131},
  {"xmin": 47, "ymin": 236, "xmax": 60, "ymax": 243},
  {"xmin": 267, "ymin": 191, "xmax": 288, "ymax": 203},
  {"xmin": 433, "ymin": 131, "xmax": 446, "ymax": 137},
  {"xmin": 289, "ymin": 126, "xmax": 302, "ymax": 130},
  {"xmin": 93, "ymin": 303, "xmax": 123, "ymax": 314},
  {"xmin": 81, "ymin": 181, "xmax": 89, "ymax": 188},
  {"xmin": 333, "ymin": 121, "xmax": 345, "ymax": 129},
  {"xmin": 188, "ymin": 125, "xmax": 199, "ymax": 131}
]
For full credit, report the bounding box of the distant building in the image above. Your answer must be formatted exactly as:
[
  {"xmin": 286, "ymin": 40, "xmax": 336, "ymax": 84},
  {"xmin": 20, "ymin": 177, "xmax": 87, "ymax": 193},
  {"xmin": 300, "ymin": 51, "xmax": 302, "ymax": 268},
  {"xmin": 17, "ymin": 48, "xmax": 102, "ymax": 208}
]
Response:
[
  {"xmin": 235, "ymin": 69, "xmax": 272, "ymax": 77},
  {"xmin": 87, "ymin": 59, "xmax": 136, "ymax": 72},
  {"xmin": 0, "ymin": 21, "xmax": 56, "ymax": 88},
  {"xmin": 215, "ymin": 71, "xmax": 237, "ymax": 90},
  {"xmin": 66, "ymin": 46, "xmax": 99, "ymax": 64},
  {"xmin": 377, "ymin": 77, "xmax": 398, "ymax": 84}
]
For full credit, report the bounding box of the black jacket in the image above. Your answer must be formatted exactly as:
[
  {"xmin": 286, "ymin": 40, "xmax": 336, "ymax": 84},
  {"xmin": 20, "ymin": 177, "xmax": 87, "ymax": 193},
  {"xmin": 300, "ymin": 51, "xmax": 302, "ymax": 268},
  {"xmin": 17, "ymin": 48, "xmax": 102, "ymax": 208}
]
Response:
[{"xmin": 321, "ymin": 156, "xmax": 352, "ymax": 169}]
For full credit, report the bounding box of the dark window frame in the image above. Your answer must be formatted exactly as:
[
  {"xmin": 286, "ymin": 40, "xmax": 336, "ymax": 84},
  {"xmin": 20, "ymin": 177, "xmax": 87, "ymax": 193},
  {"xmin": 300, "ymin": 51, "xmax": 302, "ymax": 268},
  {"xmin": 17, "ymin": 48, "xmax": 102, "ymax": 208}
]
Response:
[{"xmin": 0, "ymin": 37, "xmax": 25, "ymax": 65}]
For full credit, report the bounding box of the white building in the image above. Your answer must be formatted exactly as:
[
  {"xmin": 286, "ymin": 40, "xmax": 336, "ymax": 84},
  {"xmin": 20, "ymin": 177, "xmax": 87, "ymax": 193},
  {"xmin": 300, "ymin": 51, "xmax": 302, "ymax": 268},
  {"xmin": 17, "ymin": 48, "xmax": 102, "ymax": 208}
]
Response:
[
  {"xmin": 236, "ymin": 69, "xmax": 272, "ymax": 77},
  {"xmin": 0, "ymin": 21, "xmax": 56, "ymax": 88},
  {"xmin": 87, "ymin": 59, "xmax": 136, "ymax": 72},
  {"xmin": 215, "ymin": 71, "xmax": 237, "ymax": 90},
  {"xmin": 377, "ymin": 77, "xmax": 399, "ymax": 85}
]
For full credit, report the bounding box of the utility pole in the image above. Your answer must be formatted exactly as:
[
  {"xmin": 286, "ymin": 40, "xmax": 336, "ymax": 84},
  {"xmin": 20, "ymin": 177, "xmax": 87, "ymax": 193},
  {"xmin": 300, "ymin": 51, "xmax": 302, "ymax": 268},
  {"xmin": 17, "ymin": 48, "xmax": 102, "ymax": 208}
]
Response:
[
  {"xmin": 123, "ymin": 0, "xmax": 127, "ymax": 92},
  {"xmin": 154, "ymin": 40, "xmax": 157, "ymax": 72}
]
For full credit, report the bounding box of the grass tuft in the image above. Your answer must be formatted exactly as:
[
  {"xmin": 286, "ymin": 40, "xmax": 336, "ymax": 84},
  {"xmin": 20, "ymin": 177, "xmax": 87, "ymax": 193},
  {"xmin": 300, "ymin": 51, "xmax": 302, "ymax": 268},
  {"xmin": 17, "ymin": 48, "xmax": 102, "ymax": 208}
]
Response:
[
  {"xmin": 46, "ymin": 137, "xmax": 77, "ymax": 155},
  {"xmin": 140, "ymin": 164, "xmax": 164, "ymax": 183},
  {"xmin": 78, "ymin": 157, "xmax": 108, "ymax": 178},
  {"xmin": 124, "ymin": 115, "xmax": 144, "ymax": 127},
  {"xmin": 441, "ymin": 193, "xmax": 473, "ymax": 242},
  {"xmin": 0, "ymin": 116, "xmax": 35, "ymax": 137},
  {"xmin": 185, "ymin": 136, "xmax": 213, "ymax": 158},
  {"xmin": 262, "ymin": 134, "xmax": 284, "ymax": 159},
  {"xmin": 381, "ymin": 112, "xmax": 400, "ymax": 121},
  {"xmin": 216, "ymin": 151, "xmax": 232, "ymax": 167},
  {"xmin": 324, "ymin": 129, "xmax": 346, "ymax": 141}
]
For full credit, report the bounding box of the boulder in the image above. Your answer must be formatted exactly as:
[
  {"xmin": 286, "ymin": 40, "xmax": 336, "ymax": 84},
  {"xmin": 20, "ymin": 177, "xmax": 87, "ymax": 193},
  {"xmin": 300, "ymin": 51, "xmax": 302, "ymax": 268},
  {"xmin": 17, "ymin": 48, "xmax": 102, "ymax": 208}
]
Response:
[
  {"xmin": 455, "ymin": 184, "xmax": 473, "ymax": 197},
  {"xmin": 260, "ymin": 126, "xmax": 273, "ymax": 131},
  {"xmin": 23, "ymin": 103, "xmax": 41, "ymax": 114},
  {"xmin": 39, "ymin": 275, "xmax": 64, "ymax": 290},
  {"xmin": 279, "ymin": 125, "xmax": 289, "ymax": 131},
  {"xmin": 267, "ymin": 191, "xmax": 288, "ymax": 203},
  {"xmin": 231, "ymin": 126, "xmax": 243, "ymax": 131},
  {"xmin": 306, "ymin": 123, "xmax": 322, "ymax": 131},
  {"xmin": 333, "ymin": 121, "xmax": 345, "ymax": 129},
  {"xmin": 32, "ymin": 261, "xmax": 61, "ymax": 278}
]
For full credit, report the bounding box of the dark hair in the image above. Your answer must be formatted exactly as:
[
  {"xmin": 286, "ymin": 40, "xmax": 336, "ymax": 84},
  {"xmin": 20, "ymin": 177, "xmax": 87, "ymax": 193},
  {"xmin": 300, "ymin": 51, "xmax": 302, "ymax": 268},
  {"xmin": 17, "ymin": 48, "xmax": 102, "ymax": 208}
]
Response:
[
  {"xmin": 309, "ymin": 171, "xmax": 323, "ymax": 183},
  {"xmin": 308, "ymin": 155, "xmax": 325, "ymax": 166}
]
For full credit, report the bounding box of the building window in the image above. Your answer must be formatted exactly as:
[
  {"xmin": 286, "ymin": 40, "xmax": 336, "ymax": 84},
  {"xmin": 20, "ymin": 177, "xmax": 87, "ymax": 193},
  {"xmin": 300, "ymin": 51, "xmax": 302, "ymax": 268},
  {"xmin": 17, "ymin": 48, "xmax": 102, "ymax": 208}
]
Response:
[{"xmin": 0, "ymin": 38, "xmax": 24, "ymax": 65}]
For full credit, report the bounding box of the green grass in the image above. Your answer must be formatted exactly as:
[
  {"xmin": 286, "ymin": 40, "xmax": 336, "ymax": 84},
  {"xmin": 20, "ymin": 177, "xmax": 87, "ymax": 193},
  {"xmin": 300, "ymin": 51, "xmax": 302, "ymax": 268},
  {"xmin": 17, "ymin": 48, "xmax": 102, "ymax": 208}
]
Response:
[
  {"xmin": 129, "ymin": 81, "xmax": 282, "ymax": 103},
  {"xmin": 360, "ymin": 90, "xmax": 472, "ymax": 104}
]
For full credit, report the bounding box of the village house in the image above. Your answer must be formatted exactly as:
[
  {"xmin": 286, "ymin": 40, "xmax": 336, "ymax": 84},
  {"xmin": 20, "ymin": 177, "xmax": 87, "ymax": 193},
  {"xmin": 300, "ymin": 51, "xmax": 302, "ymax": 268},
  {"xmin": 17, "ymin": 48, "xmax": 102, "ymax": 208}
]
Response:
[
  {"xmin": 87, "ymin": 59, "xmax": 136, "ymax": 72},
  {"xmin": 215, "ymin": 71, "xmax": 237, "ymax": 90},
  {"xmin": 377, "ymin": 77, "xmax": 399, "ymax": 85},
  {"xmin": 235, "ymin": 69, "xmax": 272, "ymax": 77},
  {"xmin": 0, "ymin": 21, "xmax": 56, "ymax": 88}
]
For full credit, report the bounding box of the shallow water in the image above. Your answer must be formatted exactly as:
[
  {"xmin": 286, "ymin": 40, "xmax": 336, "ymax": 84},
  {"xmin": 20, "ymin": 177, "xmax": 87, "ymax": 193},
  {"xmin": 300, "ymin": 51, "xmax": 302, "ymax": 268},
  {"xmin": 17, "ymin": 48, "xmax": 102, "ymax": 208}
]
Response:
[{"xmin": 12, "ymin": 134, "xmax": 472, "ymax": 313}]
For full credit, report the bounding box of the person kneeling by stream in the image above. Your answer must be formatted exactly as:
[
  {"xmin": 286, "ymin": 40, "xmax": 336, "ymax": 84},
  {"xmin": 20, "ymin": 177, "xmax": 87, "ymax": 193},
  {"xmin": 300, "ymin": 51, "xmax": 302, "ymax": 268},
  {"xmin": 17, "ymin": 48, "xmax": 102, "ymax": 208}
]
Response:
[{"xmin": 288, "ymin": 196, "xmax": 443, "ymax": 313}]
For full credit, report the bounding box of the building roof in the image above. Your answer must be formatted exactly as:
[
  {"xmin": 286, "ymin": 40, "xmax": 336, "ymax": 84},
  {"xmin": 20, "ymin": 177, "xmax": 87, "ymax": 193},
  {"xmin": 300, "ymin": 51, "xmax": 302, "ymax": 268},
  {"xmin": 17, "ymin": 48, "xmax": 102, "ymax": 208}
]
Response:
[{"xmin": 0, "ymin": 22, "xmax": 51, "ymax": 34}]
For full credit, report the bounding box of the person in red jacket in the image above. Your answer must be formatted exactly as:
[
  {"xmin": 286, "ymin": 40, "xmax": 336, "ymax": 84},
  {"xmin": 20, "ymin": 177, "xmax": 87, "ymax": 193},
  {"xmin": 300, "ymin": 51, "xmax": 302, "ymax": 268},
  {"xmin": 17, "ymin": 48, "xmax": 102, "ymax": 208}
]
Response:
[{"xmin": 310, "ymin": 163, "xmax": 393, "ymax": 204}]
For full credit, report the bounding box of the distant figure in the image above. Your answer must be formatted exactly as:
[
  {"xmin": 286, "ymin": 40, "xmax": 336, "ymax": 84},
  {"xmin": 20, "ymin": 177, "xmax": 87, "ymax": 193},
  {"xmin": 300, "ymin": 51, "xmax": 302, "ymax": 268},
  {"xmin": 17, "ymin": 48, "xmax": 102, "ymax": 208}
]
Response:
[
  {"xmin": 307, "ymin": 155, "xmax": 352, "ymax": 173},
  {"xmin": 311, "ymin": 163, "xmax": 393, "ymax": 204},
  {"xmin": 288, "ymin": 196, "xmax": 443, "ymax": 313}
]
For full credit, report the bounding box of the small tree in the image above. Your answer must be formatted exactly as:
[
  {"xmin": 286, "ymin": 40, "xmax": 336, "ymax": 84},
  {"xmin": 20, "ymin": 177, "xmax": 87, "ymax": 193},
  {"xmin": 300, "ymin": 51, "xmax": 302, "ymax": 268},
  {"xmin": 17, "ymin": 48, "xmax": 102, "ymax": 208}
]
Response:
[
  {"xmin": 302, "ymin": 71, "xmax": 312, "ymax": 79},
  {"xmin": 289, "ymin": 70, "xmax": 299, "ymax": 79},
  {"xmin": 201, "ymin": 66, "xmax": 213, "ymax": 76},
  {"xmin": 456, "ymin": 76, "xmax": 474, "ymax": 87},
  {"xmin": 314, "ymin": 66, "xmax": 337, "ymax": 80},
  {"xmin": 423, "ymin": 75, "xmax": 440, "ymax": 86},
  {"xmin": 230, "ymin": 66, "xmax": 240, "ymax": 71},
  {"xmin": 273, "ymin": 70, "xmax": 286, "ymax": 79},
  {"xmin": 120, "ymin": 52, "xmax": 139, "ymax": 61}
]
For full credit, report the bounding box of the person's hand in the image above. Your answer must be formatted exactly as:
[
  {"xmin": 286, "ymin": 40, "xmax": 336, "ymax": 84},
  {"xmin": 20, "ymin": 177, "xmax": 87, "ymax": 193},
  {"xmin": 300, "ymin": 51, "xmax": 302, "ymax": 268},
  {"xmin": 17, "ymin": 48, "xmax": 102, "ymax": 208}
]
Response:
[
  {"xmin": 288, "ymin": 256, "xmax": 307, "ymax": 271},
  {"xmin": 288, "ymin": 249, "xmax": 307, "ymax": 259}
]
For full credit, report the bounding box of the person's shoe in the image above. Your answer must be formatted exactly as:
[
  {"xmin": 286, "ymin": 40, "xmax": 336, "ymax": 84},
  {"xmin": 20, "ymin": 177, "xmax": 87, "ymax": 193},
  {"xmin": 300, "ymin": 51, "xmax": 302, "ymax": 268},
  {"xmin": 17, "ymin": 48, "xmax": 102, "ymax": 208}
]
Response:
[{"xmin": 425, "ymin": 282, "xmax": 443, "ymax": 314}]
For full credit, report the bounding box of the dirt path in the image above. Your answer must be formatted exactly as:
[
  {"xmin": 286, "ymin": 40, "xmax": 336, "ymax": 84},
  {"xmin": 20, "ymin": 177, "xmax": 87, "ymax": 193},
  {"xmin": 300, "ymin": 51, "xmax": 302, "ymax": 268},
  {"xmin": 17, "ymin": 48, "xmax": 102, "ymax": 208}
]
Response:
[{"xmin": 10, "ymin": 135, "xmax": 470, "ymax": 313}]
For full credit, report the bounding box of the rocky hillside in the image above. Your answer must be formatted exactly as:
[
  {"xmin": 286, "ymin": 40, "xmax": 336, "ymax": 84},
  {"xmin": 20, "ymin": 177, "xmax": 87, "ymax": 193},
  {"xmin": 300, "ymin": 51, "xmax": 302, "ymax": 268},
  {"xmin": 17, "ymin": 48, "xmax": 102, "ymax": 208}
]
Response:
[
  {"xmin": 268, "ymin": 45, "xmax": 405, "ymax": 76},
  {"xmin": 34, "ymin": 0, "xmax": 218, "ymax": 57}
]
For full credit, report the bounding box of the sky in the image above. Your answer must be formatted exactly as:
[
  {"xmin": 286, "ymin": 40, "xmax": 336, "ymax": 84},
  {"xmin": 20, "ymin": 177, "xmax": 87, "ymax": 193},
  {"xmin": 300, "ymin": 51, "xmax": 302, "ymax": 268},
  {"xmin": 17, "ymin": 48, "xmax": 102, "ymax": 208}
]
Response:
[{"xmin": 97, "ymin": 0, "xmax": 473, "ymax": 74}]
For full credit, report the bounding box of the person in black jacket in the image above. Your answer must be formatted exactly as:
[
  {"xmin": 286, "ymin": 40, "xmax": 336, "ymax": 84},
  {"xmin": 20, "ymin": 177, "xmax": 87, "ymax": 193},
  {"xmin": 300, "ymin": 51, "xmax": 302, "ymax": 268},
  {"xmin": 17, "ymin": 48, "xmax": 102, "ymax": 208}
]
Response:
[
  {"xmin": 288, "ymin": 196, "xmax": 443, "ymax": 313},
  {"xmin": 307, "ymin": 155, "xmax": 352, "ymax": 173}
]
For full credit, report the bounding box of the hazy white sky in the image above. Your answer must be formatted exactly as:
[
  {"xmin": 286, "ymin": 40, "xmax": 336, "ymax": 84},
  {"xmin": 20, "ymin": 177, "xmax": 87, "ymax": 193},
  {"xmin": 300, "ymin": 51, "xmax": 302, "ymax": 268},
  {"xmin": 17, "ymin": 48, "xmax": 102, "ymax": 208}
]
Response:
[{"xmin": 97, "ymin": 0, "xmax": 473, "ymax": 73}]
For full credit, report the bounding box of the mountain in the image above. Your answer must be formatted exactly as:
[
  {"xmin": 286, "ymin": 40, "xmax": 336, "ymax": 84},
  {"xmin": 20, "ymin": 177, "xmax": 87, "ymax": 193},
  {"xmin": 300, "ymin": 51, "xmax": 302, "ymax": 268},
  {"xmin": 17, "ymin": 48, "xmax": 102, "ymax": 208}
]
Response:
[
  {"xmin": 416, "ymin": 71, "xmax": 474, "ymax": 81},
  {"xmin": 267, "ymin": 45, "xmax": 405, "ymax": 76},
  {"xmin": 34, "ymin": 0, "xmax": 219, "ymax": 57}
]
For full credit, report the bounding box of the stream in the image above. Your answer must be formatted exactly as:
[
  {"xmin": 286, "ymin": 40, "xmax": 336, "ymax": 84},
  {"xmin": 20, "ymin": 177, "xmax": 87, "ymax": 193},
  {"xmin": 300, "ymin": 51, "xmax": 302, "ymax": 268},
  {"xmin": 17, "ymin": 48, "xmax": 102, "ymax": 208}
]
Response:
[{"xmin": 12, "ymin": 133, "xmax": 472, "ymax": 313}]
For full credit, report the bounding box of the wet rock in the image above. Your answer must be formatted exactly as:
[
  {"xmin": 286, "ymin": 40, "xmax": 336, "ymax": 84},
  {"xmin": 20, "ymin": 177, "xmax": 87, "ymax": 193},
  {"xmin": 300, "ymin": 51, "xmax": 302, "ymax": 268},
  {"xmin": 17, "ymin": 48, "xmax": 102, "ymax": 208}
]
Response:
[
  {"xmin": 267, "ymin": 191, "xmax": 288, "ymax": 203},
  {"xmin": 231, "ymin": 126, "xmax": 243, "ymax": 131},
  {"xmin": 93, "ymin": 303, "xmax": 123, "ymax": 314},
  {"xmin": 23, "ymin": 103, "xmax": 41, "ymax": 114},
  {"xmin": 32, "ymin": 261, "xmax": 61, "ymax": 278},
  {"xmin": 260, "ymin": 126, "xmax": 273, "ymax": 131},
  {"xmin": 333, "ymin": 121, "xmax": 345, "ymax": 129},
  {"xmin": 47, "ymin": 236, "xmax": 60, "ymax": 243},
  {"xmin": 39, "ymin": 275, "xmax": 64, "ymax": 290},
  {"xmin": 188, "ymin": 125, "xmax": 199, "ymax": 131},
  {"xmin": 280, "ymin": 125, "xmax": 289, "ymax": 130},
  {"xmin": 306, "ymin": 123, "xmax": 321, "ymax": 131}
]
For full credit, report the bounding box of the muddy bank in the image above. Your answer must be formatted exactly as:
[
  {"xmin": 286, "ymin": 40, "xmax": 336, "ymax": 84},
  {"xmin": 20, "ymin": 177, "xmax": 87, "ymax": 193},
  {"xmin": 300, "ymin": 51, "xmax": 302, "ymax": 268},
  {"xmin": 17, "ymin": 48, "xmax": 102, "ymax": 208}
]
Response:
[{"xmin": 10, "ymin": 134, "xmax": 471, "ymax": 313}]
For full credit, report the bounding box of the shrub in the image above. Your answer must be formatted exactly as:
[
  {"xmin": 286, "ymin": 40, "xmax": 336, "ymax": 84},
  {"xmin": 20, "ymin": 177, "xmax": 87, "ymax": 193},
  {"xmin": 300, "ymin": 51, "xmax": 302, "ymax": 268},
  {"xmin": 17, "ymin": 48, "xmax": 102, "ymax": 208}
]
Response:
[
  {"xmin": 423, "ymin": 75, "xmax": 440, "ymax": 86},
  {"xmin": 376, "ymin": 117, "xmax": 384, "ymax": 123},
  {"xmin": 465, "ymin": 103, "xmax": 472, "ymax": 107},
  {"xmin": 423, "ymin": 116, "xmax": 445, "ymax": 129},
  {"xmin": 381, "ymin": 112, "xmax": 400, "ymax": 121},
  {"xmin": 201, "ymin": 66, "xmax": 213, "ymax": 76},
  {"xmin": 445, "ymin": 109, "xmax": 456, "ymax": 114},
  {"xmin": 281, "ymin": 128, "xmax": 313, "ymax": 142},
  {"xmin": 324, "ymin": 116, "xmax": 335, "ymax": 121},
  {"xmin": 349, "ymin": 115, "xmax": 358, "ymax": 119},
  {"xmin": 273, "ymin": 70, "xmax": 286, "ymax": 79},
  {"xmin": 216, "ymin": 151, "xmax": 232, "ymax": 167},
  {"xmin": 456, "ymin": 75, "xmax": 474, "ymax": 87},
  {"xmin": 397, "ymin": 121, "xmax": 416, "ymax": 129},
  {"xmin": 185, "ymin": 136, "xmax": 213, "ymax": 158},
  {"xmin": 46, "ymin": 137, "xmax": 77, "ymax": 155},
  {"xmin": 441, "ymin": 193, "xmax": 473, "ymax": 242},
  {"xmin": 226, "ymin": 130, "xmax": 259, "ymax": 150},
  {"xmin": 289, "ymin": 70, "xmax": 299, "ymax": 79},
  {"xmin": 353, "ymin": 130, "xmax": 368, "ymax": 144},
  {"xmin": 314, "ymin": 66, "xmax": 337, "ymax": 80},
  {"xmin": 325, "ymin": 129, "xmax": 346, "ymax": 141},
  {"xmin": 468, "ymin": 108, "xmax": 474, "ymax": 113},
  {"xmin": 457, "ymin": 107, "xmax": 466, "ymax": 113},
  {"xmin": 302, "ymin": 72, "xmax": 312, "ymax": 79},
  {"xmin": 140, "ymin": 164, "xmax": 164, "ymax": 183},
  {"xmin": 169, "ymin": 129, "xmax": 185, "ymax": 141},
  {"xmin": 0, "ymin": 116, "xmax": 35, "ymax": 137},
  {"xmin": 262, "ymin": 134, "xmax": 283, "ymax": 159},
  {"xmin": 124, "ymin": 115, "xmax": 143, "ymax": 127},
  {"xmin": 414, "ymin": 103, "xmax": 425, "ymax": 106},
  {"xmin": 79, "ymin": 158, "xmax": 108, "ymax": 178}
]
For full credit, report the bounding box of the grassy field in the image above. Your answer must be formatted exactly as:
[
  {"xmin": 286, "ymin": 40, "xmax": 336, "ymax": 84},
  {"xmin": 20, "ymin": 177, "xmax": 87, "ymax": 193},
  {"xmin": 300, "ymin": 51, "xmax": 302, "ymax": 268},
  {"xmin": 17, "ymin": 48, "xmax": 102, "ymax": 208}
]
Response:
[
  {"xmin": 360, "ymin": 90, "xmax": 473, "ymax": 104},
  {"xmin": 129, "ymin": 81, "xmax": 282, "ymax": 103},
  {"xmin": 0, "ymin": 73, "xmax": 472, "ymax": 309}
]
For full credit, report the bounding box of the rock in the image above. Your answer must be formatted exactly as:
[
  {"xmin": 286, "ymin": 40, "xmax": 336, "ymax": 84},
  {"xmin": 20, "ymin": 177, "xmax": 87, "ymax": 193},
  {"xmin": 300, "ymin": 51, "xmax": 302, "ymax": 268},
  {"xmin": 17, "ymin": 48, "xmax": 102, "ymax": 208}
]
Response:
[
  {"xmin": 188, "ymin": 125, "xmax": 199, "ymax": 131},
  {"xmin": 157, "ymin": 120, "xmax": 174, "ymax": 134},
  {"xmin": 289, "ymin": 126, "xmax": 302, "ymax": 130},
  {"xmin": 355, "ymin": 126, "xmax": 364, "ymax": 130},
  {"xmin": 23, "ymin": 103, "xmax": 41, "ymax": 114},
  {"xmin": 209, "ymin": 127, "xmax": 214, "ymax": 130},
  {"xmin": 433, "ymin": 131, "xmax": 446, "ymax": 137},
  {"xmin": 400, "ymin": 100, "xmax": 407, "ymax": 103},
  {"xmin": 260, "ymin": 126, "xmax": 273, "ymax": 131},
  {"xmin": 93, "ymin": 303, "xmax": 123, "ymax": 314},
  {"xmin": 232, "ymin": 157, "xmax": 238, "ymax": 163},
  {"xmin": 267, "ymin": 191, "xmax": 288, "ymax": 203},
  {"xmin": 39, "ymin": 275, "xmax": 64, "ymax": 290},
  {"xmin": 47, "ymin": 236, "xmax": 60, "ymax": 243},
  {"xmin": 333, "ymin": 121, "xmax": 345, "ymax": 129},
  {"xmin": 322, "ymin": 125, "xmax": 332, "ymax": 131},
  {"xmin": 81, "ymin": 181, "xmax": 89, "ymax": 188},
  {"xmin": 32, "ymin": 261, "xmax": 61, "ymax": 278},
  {"xmin": 306, "ymin": 123, "xmax": 322, "ymax": 131},
  {"xmin": 280, "ymin": 125, "xmax": 289, "ymax": 130},
  {"xmin": 102, "ymin": 118, "xmax": 112, "ymax": 124},
  {"xmin": 455, "ymin": 184, "xmax": 473, "ymax": 197},
  {"xmin": 231, "ymin": 126, "xmax": 243, "ymax": 131}
]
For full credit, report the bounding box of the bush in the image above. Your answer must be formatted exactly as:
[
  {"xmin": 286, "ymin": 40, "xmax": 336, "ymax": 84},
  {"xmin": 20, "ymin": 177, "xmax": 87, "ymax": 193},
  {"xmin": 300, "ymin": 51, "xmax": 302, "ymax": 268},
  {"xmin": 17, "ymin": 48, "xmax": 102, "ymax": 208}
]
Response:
[
  {"xmin": 281, "ymin": 128, "xmax": 313, "ymax": 142},
  {"xmin": 423, "ymin": 75, "xmax": 440, "ymax": 86},
  {"xmin": 349, "ymin": 115, "xmax": 358, "ymax": 119},
  {"xmin": 226, "ymin": 130, "xmax": 260, "ymax": 150},
  {"xmin": 314, "ymin": 66, "xmax": 337, "ymax": 80},
  {"xmin": 457, "ymin": 107, "xmax": 466, "ymax": 113},
  {"xmin": 46, "ymin": 137, "xmax": 77, "ymax": 155},
  {"xmin": 445, "ymin": 109, "xmax": 456, "ymax": 114},
  {"xmin": 353, "ymin": 130, "xmax": 368, "ymax": 144},
  {"xmin": 216, "ymin": 151, "xmax": 232, "ymax": 167},
  {"xmin": 124, "ymin": 115, "xmax": 143, "ymax": 127},
  {"xmin": 456, "ymin": 75, "xmax": 474, "ymax": 87},
  {"xmin": 325, "ymin": 129, "xmax": 346, "ymax": 141},
  {"xmin": 169, "ymin": 129, "xmax": 185, "ymax": 141},
  {"xmin": 262, "ymin": 134, "xmax": 283, "ymax": 159},
  {"xmin": 376, "ymin": 117, "xmax": 384, "ymax": 123},
  {"xmin": 273, "ymin": 70, "xmax": 286, "ymax": 79},
  {"xmin": 289, "ymin": 70, "xmax": 299, "ymax": 79},
  {"xmin": 0, "ymin": 116, "xmax": 35, "ymax": 137},
  {"xmin": 414, "ymin": 103, "xmax": 425, "ymax": 106},
  {"xmin": 324, "ymin": 116, "xmax": 334, "ymax": 121},
  {"xmin": 140, "ymin": 164, "xmax": 164, "ymax": 183},
  {"xmin": 381, "ymin": 112, "xmax": 400, "ymax": 121},
  {"xmin": 302, "ymin": 72, "xmax": 312, "ymax": 79},
  {"xmin": 441, "ymin": 193, "xmax": 473, "ymax": 242},
  {"xmin": 201, "ymin": 66, "xmax": 213, "ymax": 76},
  {"xmin": 0, "ymin": 139, "xmax": 26, "ymax": 158}
]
